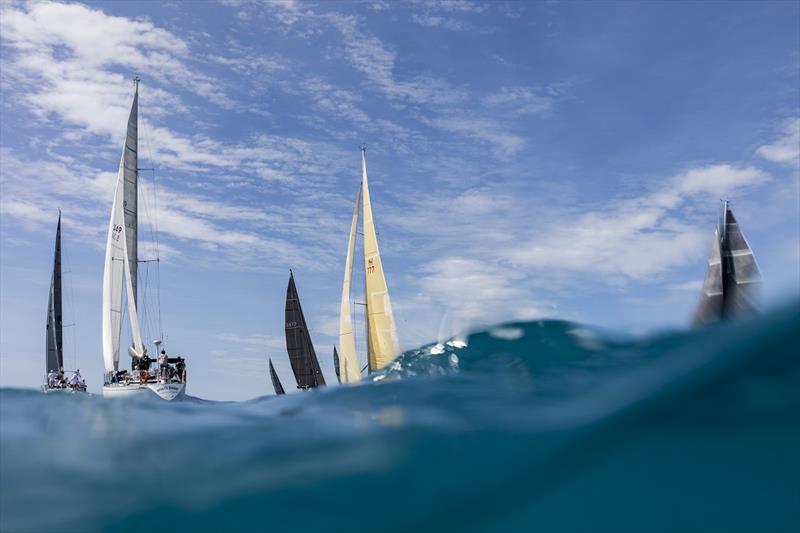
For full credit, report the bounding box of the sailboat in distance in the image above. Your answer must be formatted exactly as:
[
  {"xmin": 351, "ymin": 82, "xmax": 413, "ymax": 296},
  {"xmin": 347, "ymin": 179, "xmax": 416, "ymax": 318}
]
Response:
[
  {"xmin": 101, "ymin": 79, "xmax": 187, "ymax": 400},
  {"xmin": 269, "ymin": 358, "xmax": 285, "ymax": 395},
  {"xmin": 285, "ymin": 271, "xmax": 325, "ymax": 389},
  {"xmin": 693, "ymin": 200, "xmax": 762, "ymax": 326},
  {"xmin": 338, "ymin": 146, "xmax": 400, "ymax": 383},
  {"xmin": 43, "ymin": 212, "xmax": 86, "ymax": 393},
  {"xmin": 333, "ymin": 346, "xmax": 341, "ymax": 383}
]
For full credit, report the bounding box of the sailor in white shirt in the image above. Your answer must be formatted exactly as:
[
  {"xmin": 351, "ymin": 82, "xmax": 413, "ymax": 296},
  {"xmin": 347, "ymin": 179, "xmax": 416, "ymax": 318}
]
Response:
[
  {"xmin": 69, "ymin": 370, "xmax": 82, "ymax": 388},
  {"xmin": 47, "ymin": 369, "xmax": 58, "ymax": 388}
]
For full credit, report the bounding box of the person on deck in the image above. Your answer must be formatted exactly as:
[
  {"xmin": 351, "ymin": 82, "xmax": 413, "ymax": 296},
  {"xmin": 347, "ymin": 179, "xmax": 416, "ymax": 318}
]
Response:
[
  {"xmin": 69, "ymin": 370, "xmax": 82, "ymax": 389},
  {"xmin": 47, "ymin": 369, "xmax": 57, "ymax": 389},
  {"xmin": 158, "ymin": 349, "xmax": 169, "ymax": 382},
  {"xmin": 175, "ymin": 357, "xmax": 186, "ymax": 383}
]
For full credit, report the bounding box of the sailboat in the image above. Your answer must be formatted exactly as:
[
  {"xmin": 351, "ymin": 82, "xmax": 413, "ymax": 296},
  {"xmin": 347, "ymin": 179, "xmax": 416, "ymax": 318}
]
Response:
[
  {"xmin": 693, "ymin": 200, "xmax": 762, "ymax": 326},
  {"xmin": 101, "ymin": 79, "xmax": 187, "ymax": 401},
  {"xmin": 284, "ymin": 270, "xmax": 325, "ymax": 389},
  {"xmin": 43, "ymin": 212, "xmax": 86, "ymax": 393},
  {"xmin": 333, "ymin": 346, "xmax": 340, "ymax": 383},
  {"xmin": 269, "ymin": 358, "xmax": 285, "ymax": 395},
  {"xmin": 337, "ymin": 146, "xmax": 400, "ymax": 383}
]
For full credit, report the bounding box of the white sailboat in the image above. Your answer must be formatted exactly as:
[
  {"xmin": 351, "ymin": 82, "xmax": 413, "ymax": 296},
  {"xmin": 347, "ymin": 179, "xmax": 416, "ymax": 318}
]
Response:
[
  {"xmin": 337, "ymin": 146, "xmax": 400, "ymax": 382},
  {"xmin": 101, "ymin": 79, "xmax": 186, "ymax": 401}
]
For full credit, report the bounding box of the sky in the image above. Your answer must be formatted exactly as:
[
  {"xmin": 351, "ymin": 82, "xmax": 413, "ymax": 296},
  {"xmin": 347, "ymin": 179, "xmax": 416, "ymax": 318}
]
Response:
[{"xmin": 0, "ymin": 0, "xmax": 798, "ymax": 400}]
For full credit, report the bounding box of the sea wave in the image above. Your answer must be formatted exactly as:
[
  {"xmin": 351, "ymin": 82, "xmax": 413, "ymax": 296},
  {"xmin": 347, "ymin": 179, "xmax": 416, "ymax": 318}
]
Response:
[{"xmin": 1, "ymin": 301, "xmax": 798, "ymax": 532}]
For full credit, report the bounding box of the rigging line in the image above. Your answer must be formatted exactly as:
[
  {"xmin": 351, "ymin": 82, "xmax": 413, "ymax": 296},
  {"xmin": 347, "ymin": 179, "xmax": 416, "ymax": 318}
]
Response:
[
  {"xmin": 62, "ymin": 222, "xmax": 79, "ymax": 370},
  {"xmin": 140, "ymin": 96, "xmax": 163, "ymax": 340}
]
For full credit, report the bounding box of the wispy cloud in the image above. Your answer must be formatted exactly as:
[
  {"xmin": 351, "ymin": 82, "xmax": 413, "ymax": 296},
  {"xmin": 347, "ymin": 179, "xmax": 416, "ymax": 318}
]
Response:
[
  {"xmin": 510, "ymin": 165, "xmax": 770, "ymax": 279},
  {"xmin": 756, "ymin": 117, "xmax": 800, "ymax": 165}
]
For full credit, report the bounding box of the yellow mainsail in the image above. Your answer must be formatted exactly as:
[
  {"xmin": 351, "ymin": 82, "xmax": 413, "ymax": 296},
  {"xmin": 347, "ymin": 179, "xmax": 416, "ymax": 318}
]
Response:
[
  {"xmin": 360, "ymin": 148, "xmax": 400, "ymax": 371},
  {"xmin": 337, "ymin": 184, "xmax": 362, "ymax": 383}
]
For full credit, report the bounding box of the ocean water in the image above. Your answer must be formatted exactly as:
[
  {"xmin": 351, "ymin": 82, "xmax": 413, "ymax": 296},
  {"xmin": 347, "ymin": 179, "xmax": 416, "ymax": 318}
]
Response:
[{"xmin": 1, "ymin": 302, "xmax": 798, "ymax": 532}]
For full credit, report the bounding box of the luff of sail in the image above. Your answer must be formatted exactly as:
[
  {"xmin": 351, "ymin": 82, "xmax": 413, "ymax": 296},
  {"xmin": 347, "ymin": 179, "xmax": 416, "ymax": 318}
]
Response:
[
  {"xmin": 46, "ymin": 212, "xmax": 63, "ymax": 373},
  {"xmin": 269, "ymin": 358, "xmax": 285, "ymax": 395},
  {"xmin": 102, "ymin": 80, "xmax": 143, "ymax": 373},
  {"xmin": 360, "ymin": 148, "xmax": 400, "ymax": 371},
  {"xmin": 337, "ymin": 184, "xmax": 362, "ymax": 383},
  {"xmin": 284, "ymin": 271, "xmax": 325, "ymax": 388}
]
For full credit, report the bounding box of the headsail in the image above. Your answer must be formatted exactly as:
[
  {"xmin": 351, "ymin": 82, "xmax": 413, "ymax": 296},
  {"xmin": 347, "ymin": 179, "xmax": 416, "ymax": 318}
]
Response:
[
  {"xmin": 284, "ymin": 271, "xmax": 325, "ymax": 389},
  {"xmin": 269, "ymin": 358, "xmax": 285, "ymax": 395},
  {"xmin": 102, "ymin": 80, "xmax": 143, "ymax": 373},
  {"xmin": 46, "ymin": 212, "xmax": 63, "ymax": 373},
  {"xmin": 333, "ymin": 346, "xmax": 341, "ymax": 383},
  {"xmin": 693, "ymin": 201, "xmax": 761, "ymax": 326},
  {"xmin": 337, "ymin": 184, "xmax": 362, "ymax": 383},
  {"xmin": 360, "ymin": 148, "xmax": 400, "ymax": 371},
  {"xmin": 692, "ymin": 228, "xmax": 724, "ymax": 326}
]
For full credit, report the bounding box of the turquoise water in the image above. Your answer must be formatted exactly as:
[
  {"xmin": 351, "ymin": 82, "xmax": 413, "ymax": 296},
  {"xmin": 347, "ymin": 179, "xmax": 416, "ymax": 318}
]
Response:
[{"xmin": 1, "ymin": 302, "xmax": 798, "ymax": 532}]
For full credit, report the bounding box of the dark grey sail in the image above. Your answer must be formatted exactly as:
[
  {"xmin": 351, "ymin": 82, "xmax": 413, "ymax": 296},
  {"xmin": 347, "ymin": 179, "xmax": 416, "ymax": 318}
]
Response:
[
  {"xmin": 269, "ymin": 358, "xmax": 285, "ymax": 395},
  {"xmin": 333, "ymin": 346, "xmax": 341, "ymax": 383},
  {"xmin": 693, "ymin": 201, "xmax": 761, "ymax": 326},
  {"xmin": 284, "ymin": 271, "xmax": 325, "ymax": 389},
  {"xmin": 46, "ymin": 212, "xmax": 64, "ymax": 373}
]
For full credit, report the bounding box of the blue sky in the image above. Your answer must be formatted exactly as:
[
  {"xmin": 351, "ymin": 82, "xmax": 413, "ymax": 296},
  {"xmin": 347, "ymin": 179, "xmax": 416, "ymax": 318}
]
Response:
[{"xmin": 1, "ymin": 0, "xmax": 798, "ymax": 400}]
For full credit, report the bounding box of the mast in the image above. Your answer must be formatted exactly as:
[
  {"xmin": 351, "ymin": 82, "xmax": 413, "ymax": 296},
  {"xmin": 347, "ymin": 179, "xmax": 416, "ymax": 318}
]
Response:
[
  {"xmin": 360, "ymin": 146, "xmax": 400, "ymax": 371},
  {"xmin": 46, "ymin": 211, "xmax": 63, "ymax": 372},
  {"xmin": 269, "ymin": 358, "xmax": 285, "ymax": 395},
  {"xmin": 284, "ymin": 271, "xmax": 326, "ymax": 389},
  {"xmin": 337, "ymin": 183, "xmax": 362, "ymax": 383},
  {"xmin": 102, "ymin": 79, "xmax": 144, "ymax": 374}
]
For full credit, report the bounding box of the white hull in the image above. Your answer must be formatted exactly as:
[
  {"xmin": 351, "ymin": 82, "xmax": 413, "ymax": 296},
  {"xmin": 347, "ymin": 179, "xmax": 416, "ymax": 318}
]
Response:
[{"xmin": 103, "ymin": 382, "xmax": 185, "ymax": 401}]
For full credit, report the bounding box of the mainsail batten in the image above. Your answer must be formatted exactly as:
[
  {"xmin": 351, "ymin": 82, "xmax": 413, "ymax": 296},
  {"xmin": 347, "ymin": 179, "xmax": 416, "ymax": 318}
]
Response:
[
  {"xmin": 337, "ymin": 184, "xmax": 362, "ymax": 383},
  {"xmin": 284, "ymin": 272, "xmax": 325, "ymax": 389},
  {"xmin": 360, "ymin": 149, "xmax": 400, "ymax": 372},
  {"xmin": 46, "ymin": 213, "xmax": 63, "ymax": 373}
]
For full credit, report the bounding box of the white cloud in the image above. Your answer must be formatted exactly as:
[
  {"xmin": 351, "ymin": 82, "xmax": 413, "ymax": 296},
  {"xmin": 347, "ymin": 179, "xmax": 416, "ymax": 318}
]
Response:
[
  {"xmin": 510, "ymin": 165, "xmax": 770, "ymax": 279},
  {"xmin": 756, "ymin": 117, "xmax": 800, "ymax": 165},
  {"xmin": 411, "ymin": 14, "xmax": 466, "ymax": 31},
  {"xmin": 483, "ymin": 86, "xmax": 555, "ymax": 116},
  {"xmin": 325, "ymin": 13, "xmax": 467, "ymax": 106},
  {"xmin": 424, "ymin": 114, "xmax": 525, "ymax": 159}
]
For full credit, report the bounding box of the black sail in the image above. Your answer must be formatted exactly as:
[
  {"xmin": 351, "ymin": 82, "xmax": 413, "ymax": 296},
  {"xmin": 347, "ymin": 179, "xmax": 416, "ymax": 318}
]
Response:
[
  {"xmin": 46, "ymin": 212, "xmax": 64, "ymax": 373},
  {"xmin": 333, "ymin": 346, "xmax": 341, "ymax": 383},
  {"xmin": 269, "ymin": 358, "xmax": 285, "ymax": 395},
  {"xmin": 284, "ymin": 271, "xmax": 325, "ymax": 389},
  {"xmin": 693, "ymin": 201, "xmax": 761, "ymax": 326}
]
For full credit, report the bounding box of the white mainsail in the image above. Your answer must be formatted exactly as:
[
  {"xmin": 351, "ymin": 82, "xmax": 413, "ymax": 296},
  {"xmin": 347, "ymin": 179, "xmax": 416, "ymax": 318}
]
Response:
[
  {"xmin": 338, "ymin": 184, "xmax": 362, "ymax": 383},
  {"xmin": 102, "ymin": 81, "xmax": 143, "ymax": 373},
  {"xmin": 360, "ymin": 148, "xmax": 400, "ymax": 371}
]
